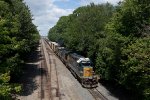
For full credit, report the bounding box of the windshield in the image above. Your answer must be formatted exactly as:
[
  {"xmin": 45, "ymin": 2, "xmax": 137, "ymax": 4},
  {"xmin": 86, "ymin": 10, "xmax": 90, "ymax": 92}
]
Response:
[{"xmin": 81, "ymin": 62, "xmax": 91, "ymax": 67}]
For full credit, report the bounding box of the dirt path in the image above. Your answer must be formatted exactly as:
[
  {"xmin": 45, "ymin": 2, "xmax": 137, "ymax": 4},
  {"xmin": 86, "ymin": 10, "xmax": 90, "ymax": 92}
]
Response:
[{"xmin": 17, "ymin": 40, "xmax": 50, "ymax": 100}]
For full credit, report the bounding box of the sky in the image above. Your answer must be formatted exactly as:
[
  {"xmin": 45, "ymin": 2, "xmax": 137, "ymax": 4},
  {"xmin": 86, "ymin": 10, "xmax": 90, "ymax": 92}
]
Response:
[{"xmin": 23, "ymin": 0, "xmax": 122, "ymax": 36}]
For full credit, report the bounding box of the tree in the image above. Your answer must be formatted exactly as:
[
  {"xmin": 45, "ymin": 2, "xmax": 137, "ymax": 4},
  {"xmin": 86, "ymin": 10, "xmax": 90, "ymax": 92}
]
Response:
[
  {"xmin": 48, "ymin": 3, "xmax": 114, "ymax": 60},
  {"xmin": 0, "ymin": 0, "xmax": 39, "ymax": 99},
  {"xmin": 97, "ymin": 0, "xmax": 150, "ymax": 99},
  {"xmin": 48, "ymin": 0, "xmax": 150, "ymax": 99},
  {"xmin": 121, "ymin": 38, "xmax": 150, "ymax": 99}
]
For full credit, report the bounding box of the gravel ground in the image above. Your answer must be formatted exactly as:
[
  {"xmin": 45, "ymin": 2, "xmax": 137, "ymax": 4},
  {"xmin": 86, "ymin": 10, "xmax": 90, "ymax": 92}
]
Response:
[
  {"xmin": 17, "ymin": 43, "xmax": 42, "ymax": 100},
  {"xmin": 17, "ymin": 39, "xmax": 120, "ymax": 100},
  {"xmin": 97, "ymin": 83, "xmax": 118, "ymax": 100},
  {"xmin": 46, "ymin": 39, "xmax": 94, "ymax": 100},
  {"xmin": 46, "ymin": 40, "xmax": 119, "ymax": 100},
  {"xmin": 51, "ymin": 53, "xmax": 94, "ymax": 100},
  {"xmin": 17, "ymin": 41, "xmax": 51, "ymax": 100}
]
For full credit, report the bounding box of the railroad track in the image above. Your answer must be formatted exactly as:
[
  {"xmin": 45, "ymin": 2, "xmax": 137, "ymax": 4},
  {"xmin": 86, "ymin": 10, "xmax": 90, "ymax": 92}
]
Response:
[
  {"xmin": 40, "ymin": 40, "xmax": 51, "ymax": 100},
  {"xmin": 43, "ymin": 38, "xmax": 107, "ymax": 100},
  {"xmin": 88, "ymin": 88, "xmax": 108, "ymax": 100},
  {"xmin": 43, "ymin": 39, "xmax": 61, "ymax": 100}
]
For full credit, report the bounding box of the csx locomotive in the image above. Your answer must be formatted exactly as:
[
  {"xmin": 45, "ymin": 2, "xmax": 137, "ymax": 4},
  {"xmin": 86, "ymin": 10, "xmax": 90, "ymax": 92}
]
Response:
[{"xmin": 48, "ymin": 40, "xmax": 98, "ymax": 88}]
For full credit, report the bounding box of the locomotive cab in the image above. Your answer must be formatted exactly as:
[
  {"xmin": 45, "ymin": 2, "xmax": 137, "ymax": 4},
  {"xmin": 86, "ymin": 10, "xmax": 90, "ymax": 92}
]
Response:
[{"xmin": 77, "ymin": 58, "xmax": 98, "ymax": 88}]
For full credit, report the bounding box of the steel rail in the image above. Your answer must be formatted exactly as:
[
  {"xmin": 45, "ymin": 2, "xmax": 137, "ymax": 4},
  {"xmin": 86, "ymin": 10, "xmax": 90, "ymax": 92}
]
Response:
[
  {"xmin": 88, "ymin": 88, "xmax": 108, "ymax": 100},
  {"xmin": 43, "ymin": 39, "xmax": 61, "ymax": 100},
  {"xmin": 41, "ymin": 39, "xmax": 52, "ymax": 100}
]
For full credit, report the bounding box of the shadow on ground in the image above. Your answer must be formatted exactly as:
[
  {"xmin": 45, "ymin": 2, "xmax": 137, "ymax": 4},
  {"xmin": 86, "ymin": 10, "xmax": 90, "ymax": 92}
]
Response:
[
  {"xmin": 98, "ymin": 79, "xmax": 139, "ymax": 100},
  {"xmin": 18, "ymin": 45, "xmax": 46, "ymax": 96}
]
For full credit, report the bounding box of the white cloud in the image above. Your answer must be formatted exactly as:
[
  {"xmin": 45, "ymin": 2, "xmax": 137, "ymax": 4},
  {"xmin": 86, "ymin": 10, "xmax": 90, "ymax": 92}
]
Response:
[
  {"xmin": 52, "ymin": 0, "xmax": 69, "ymax": 2},
  {"xmin": 24, "ymin": 0, "xmax": 73, "ymax": 36},
  {"xmin": 79, "ymin": 0, "xmax": 123, "ymax": 5},
  {"xmin": 24, "ymin": 0, "xmax": 122, "ymax": 36}
]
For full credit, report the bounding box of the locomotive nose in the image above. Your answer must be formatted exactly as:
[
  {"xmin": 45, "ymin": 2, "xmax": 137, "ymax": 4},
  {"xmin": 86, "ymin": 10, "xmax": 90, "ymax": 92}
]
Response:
[{"xmin": 83, "ymin": 67, "xmax": 93, "ymax": 77}]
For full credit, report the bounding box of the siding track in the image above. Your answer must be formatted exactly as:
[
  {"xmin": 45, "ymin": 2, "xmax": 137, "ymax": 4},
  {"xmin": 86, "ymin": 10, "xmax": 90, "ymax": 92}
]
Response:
[{"xmin": 42, "ymin": 39, "xmax": 61, "ymax": 100}]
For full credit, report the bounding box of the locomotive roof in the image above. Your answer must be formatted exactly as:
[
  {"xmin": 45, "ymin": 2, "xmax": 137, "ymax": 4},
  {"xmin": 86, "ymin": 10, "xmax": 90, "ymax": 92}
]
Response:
[
  {"xmin": 70, "ymin": 53, "xmax": 91, "ymax": 63},
  {"xmin": 70, "ymin": 53, "xmax": 84, "ymax": 59},
  {"xmin": 61, "ymin": 49, "xmax": 71, "ymax": 54},
  {"xmin": 77, "ymin": 58, "xmax": 90, "ymax": 63},
  {"xmin": 57, "ymin": 47, "xmax": 65, "ymax": 49}
]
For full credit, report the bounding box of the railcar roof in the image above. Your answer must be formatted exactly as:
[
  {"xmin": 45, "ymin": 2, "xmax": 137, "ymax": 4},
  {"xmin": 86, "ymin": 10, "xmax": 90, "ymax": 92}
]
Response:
[
  {"xmin": 58, "ymin": 47, "xmax": 65, "ymax": 49},
  {"xmin": 51, "ymin": 42, "xmax": 59, "ymax": 45}
]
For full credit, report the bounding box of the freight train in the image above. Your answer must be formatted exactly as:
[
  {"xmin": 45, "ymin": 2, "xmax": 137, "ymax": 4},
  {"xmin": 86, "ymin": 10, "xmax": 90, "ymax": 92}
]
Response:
[{"xmin": 47, "ymin": 40, "xmax": 98, "ymax": 88}]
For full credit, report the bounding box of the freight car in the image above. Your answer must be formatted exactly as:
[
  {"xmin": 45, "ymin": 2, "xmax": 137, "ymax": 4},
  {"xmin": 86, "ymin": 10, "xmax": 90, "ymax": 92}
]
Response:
[
  {"xmin": 55, "ymin": 46, "xmax": 64, "ymax": 57},
  {"xmin": 48, "ymin": 41, "xmax": 98, "ymax": 88},
  {"xmin": 51, "ymin": 42, "xmax": 59, "ymax": 52}
]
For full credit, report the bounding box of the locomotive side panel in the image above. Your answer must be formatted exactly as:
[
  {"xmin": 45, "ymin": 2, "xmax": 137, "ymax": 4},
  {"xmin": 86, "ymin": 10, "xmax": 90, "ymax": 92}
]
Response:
[{"xmin": 67, "ymin": 54, "xmax": 81, "ymax": 77}]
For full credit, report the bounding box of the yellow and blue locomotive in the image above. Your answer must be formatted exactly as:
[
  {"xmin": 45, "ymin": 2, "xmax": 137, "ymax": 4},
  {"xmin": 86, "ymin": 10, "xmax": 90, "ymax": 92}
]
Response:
[{"xmin": 67, "ymin": 53, "xmax": 98, "ymax": 87}]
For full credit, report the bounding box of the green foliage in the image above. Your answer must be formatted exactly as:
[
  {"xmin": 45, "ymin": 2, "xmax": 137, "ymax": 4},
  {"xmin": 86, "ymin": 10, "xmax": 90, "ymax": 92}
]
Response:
[
  {"xmin": 0, "ymin": 73, "xmax": 22, "ymax": 100},
  {"xmin": 101, "ymin": 0, "xmax": 150, "ymax": 99},
  {"xmin": 0, "ymin": 72, "xmax": 21, "ymax": 99},
  {"xmin": 95, "ymin": 32, "xmax": 130, "ymax": 80},
  {"xmin": 48, "ymin": 0, "xmax": 150, "ymax": 99},
  {"xmin": 48, "ymin": 3, "xmax": 114, "ymax": 58},
  {"xmin": 108, "ymin": 0, "xmax": 150, "ymax": 37},
  {"xmin": 121, "ymin": 38, "xmax": 150, "ymax": 98},
  {"xmin": 0, "ymin": 0, "xmax": 39, "ymax": 99},
  {"xmin": 48, "ymin": 16, "xmax": 70, "ymax": 43}
]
